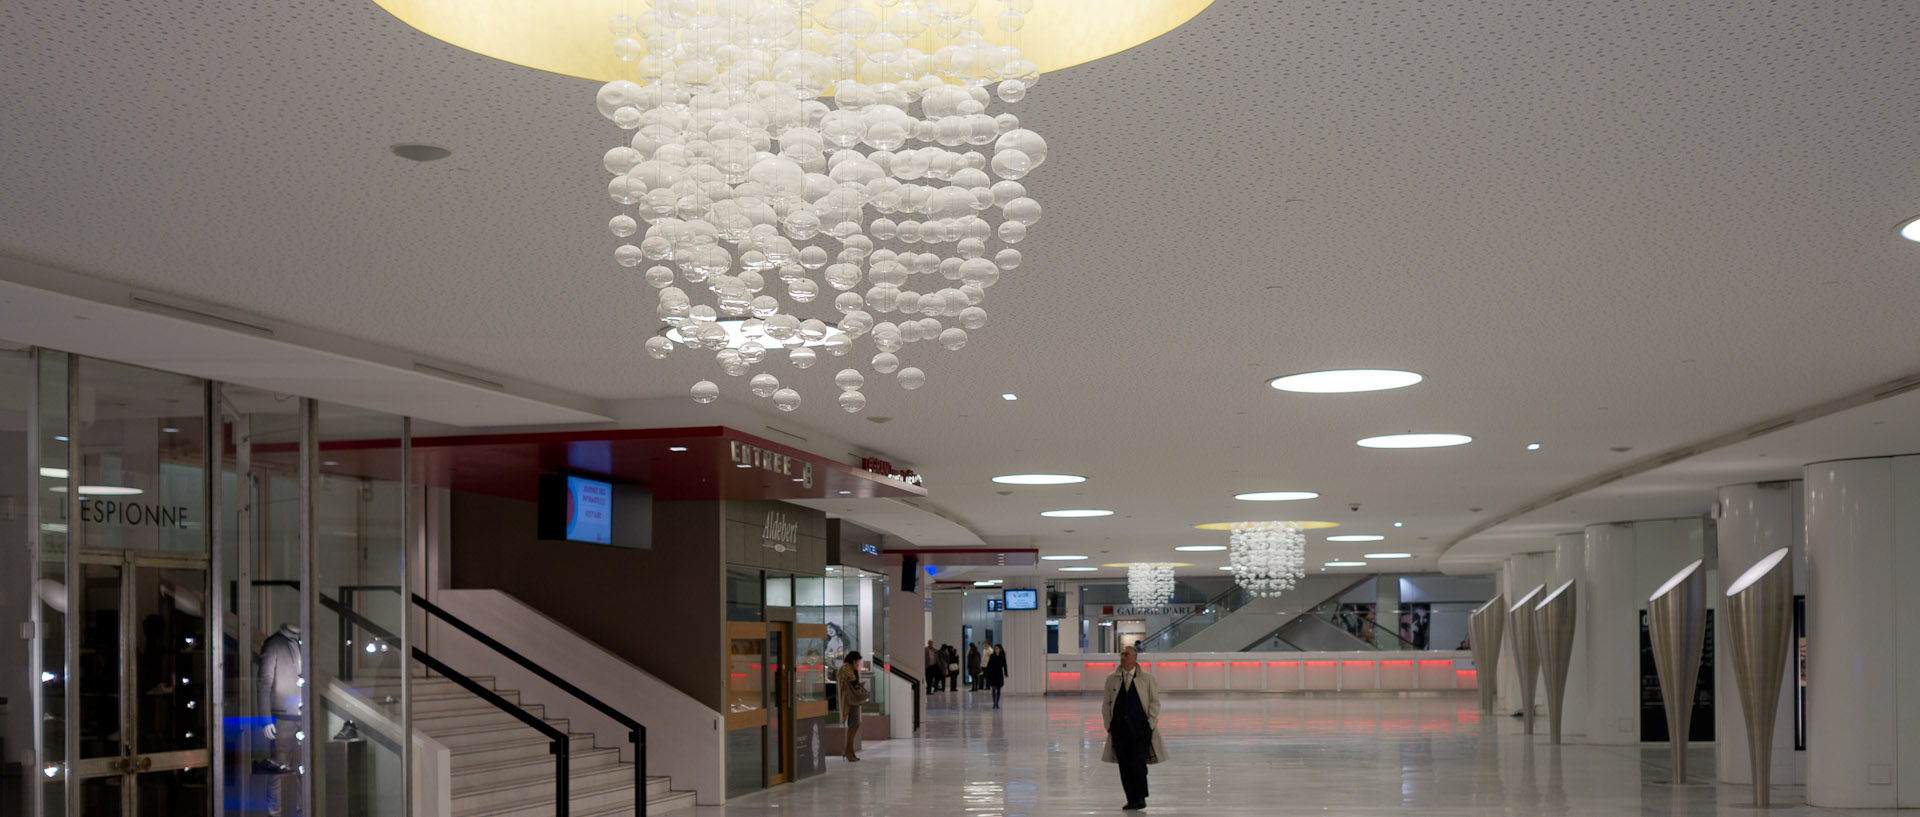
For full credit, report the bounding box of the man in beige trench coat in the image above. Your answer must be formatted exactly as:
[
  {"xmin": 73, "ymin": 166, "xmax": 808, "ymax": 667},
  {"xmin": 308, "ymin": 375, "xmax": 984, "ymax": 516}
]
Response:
[{"xmin": 1102, "ymin": 645, "xmax": 1170, "ymax": 810}]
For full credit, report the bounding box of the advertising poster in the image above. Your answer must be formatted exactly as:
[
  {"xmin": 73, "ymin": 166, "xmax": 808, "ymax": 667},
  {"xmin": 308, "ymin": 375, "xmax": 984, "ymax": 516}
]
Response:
[
  {"xmin": 565, "ymin": 475, "xmax": 613, "ymax": 544},
  {"xmin": 1639, "ymin": 609, "xmax": 1715, "ymax": 742}
]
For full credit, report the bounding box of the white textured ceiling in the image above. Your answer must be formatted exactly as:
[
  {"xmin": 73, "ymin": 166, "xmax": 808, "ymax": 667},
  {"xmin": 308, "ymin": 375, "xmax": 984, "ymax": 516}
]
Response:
[{"xmin": 4, "ymin": 0, "xmax": 1920, "ymax": 579}]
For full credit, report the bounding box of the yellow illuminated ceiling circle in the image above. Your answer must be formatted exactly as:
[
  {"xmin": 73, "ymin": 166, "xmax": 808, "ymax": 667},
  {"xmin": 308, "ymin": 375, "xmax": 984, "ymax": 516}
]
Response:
[
  {"xmin": 1193, "ymin": 521, "xmax": 1341, "ymax": 531},
  {"xmin": 369, "ymin": 0, "xmax": 1217, "ymax": 83}
]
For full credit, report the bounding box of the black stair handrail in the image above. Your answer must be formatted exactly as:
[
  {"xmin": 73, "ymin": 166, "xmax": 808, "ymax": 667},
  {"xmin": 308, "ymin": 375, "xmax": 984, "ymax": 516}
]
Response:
[
  {"xmin": 883, "ymin": 663, "xmax": 921, "ymax": 730},
  {"xmin": 414, "ymin": 593, "xmax": 649, "ymax": 817},
  {"xmin": 317, "ymin": 594, "xmax": 571, "ymax": 817}
]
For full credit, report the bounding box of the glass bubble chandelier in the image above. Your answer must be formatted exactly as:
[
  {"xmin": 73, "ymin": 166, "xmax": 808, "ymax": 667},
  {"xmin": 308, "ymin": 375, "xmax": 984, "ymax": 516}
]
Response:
[
  {"xmin": 1127, "ymin": 563, "xmax": 1177, "ymax": 607},
  {"xmin": 599, "ymin": 0, "xmax": 1048, "ymax": 413},
  {"xmin": 1228, "ymin": 521, "xmax": 1307, "ymax": 598}
]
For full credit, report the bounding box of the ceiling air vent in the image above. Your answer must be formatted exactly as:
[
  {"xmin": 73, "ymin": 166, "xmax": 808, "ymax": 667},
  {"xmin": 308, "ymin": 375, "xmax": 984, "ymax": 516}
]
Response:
[{"xmin": 411, "ymin": 361, "xmax": 504, "ymax": 391}]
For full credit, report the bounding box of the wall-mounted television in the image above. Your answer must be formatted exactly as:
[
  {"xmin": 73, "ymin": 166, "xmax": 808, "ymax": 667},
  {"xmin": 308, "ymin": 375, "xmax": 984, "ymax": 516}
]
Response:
[
  {"xmin": 1003, "ymin": 589, "xmax": 1039, "ymax": 611},
  {"xmin": 537, "ymin": 474, "xmax": 652, "ymax": 549}
]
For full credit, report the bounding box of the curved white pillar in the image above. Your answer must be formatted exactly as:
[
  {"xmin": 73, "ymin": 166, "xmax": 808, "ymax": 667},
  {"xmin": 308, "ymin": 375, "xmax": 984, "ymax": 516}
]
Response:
[
  {"xmin": 1804, "ymin": 457, "xmax": 1920, "ymax": 808},
  {"xmin": 1714, "ymin": 481, "xmax": 1805, "ymax": 787},
  {"xmin": 1554, "ymin": 532, "xmax": 1589, "ymax": 737},
  {"xmin": 1582, "ymin": 518, "xmax": 1707, "ymax": 745}
]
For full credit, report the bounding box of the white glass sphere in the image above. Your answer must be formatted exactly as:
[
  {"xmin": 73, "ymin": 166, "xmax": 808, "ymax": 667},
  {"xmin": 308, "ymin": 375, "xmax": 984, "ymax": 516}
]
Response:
[
  {"xmin": 939, "ymin": 327, "xmax": 968, "ymax": 350},
  {"xmin": 751, "ymin": 373, "xmax": 781, "ymax": 397},
  {"xmin": 838, "ymin": 389, "xmax": 868, "ymax": 413},
  {"xmin": 772, "ymin": 388, "xmax": 802, "ymax": 411},
  {"xmin": 789, "ymin": 346, "xmax": 818, "ymax": 368},
  {"xmin": 958, "ymin": 306, "xmax": 987, "ymax": 329},
  {"xmin": 823, "ymin": 332, "xmax": 853, "ymax": 356},
  {"xmin": 739, "ymin": 341, "xmax": 767, "ymax": 365},
  {"xmin": 645, "ymin": 266, "xmax": 675, "ymax": 288},
  {"xmin": 835, "ymin": 368, "xmax": 865, "ymax": 392},
  {"xmin": 872, "ymin": 352, "xmax": 900, "ymax": 373},
  {"xmin": 645, "ymin": 336, "xmax": 674, "ymax": 359},
  {"xmin": 896, "ymin": 367, "xmax": 926, "ymax": 390},
  {"xmin": 610, "ymin": 214, "xmax": 639, "ymax": 237},
  {"xmin": 691, "ymin": 380, "xmax": 720, "ymax": 403}
]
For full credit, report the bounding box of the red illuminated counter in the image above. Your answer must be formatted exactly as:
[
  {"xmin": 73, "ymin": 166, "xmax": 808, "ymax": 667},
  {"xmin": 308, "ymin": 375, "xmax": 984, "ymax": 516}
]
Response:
[{"xmin": 1046, "ymin": 651, "xmax": 1476, "ymax": 693}]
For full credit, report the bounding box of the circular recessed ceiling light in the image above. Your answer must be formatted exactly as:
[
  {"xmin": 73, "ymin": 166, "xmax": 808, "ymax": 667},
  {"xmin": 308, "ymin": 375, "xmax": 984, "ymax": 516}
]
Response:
[
  {"xmin": 1269, "ymin": 369, "xmax": 1424, "ymax": 394},
  {"xmin": 1324, "ymin": 561, "xmax": 1368, "ymax": 568},
  {"xmin": 1364, "ymin": 553, "xmax": 1413, "ymax": 559},
  {"xmin": 1174, "ymin": 545, "xmax": 1226, "ymax": 552},
  {"xmin": 1326, "ymin": 535, "xmax": 1384, "ymax": 542},
  {"xmin": 993, "ymin": 474, "xmax": 1087, "ymax": 485},
  {"xmin": 1900, "ymin": 215, "xmax": 1920, "ymax": 242},
  {"xmin": 1233, "ymin": 491, "xmax": 1319, "ymax": 502},
  {"xmin": 391, "ymin": 143, "xmax": 453, "ymax": 162},
  {"xmin": 1059, "ymin": 566, "xmax": 1099, "ymax": 572},
  {"xmin": 1100, "ymin": 562, "xmax": 1193, "ymax": 568},
  {"xmin": 1217, "ymin": 565, "xmax": 1235, "ymax": 571},
  {"xmin": 1357, "ymin": 433, "xmax": 1472, "ymax": 449},
  {"xmin": 1041, "ymin": 509, "xmax": 1113, "ymax": 518},
  {"xmin": 1040, "ymin": 555, "xmax": 1089, "ymax": 561},
  {"xmin": 1195, "ymin": 520, "xmax": 1339, "ymax": 531}
]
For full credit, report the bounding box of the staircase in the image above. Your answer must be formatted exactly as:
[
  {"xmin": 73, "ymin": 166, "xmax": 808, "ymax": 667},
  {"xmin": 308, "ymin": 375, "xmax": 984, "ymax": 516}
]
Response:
[{"xmin": 405, "ymin": 673, "xmax": 696, "ymax": 817}]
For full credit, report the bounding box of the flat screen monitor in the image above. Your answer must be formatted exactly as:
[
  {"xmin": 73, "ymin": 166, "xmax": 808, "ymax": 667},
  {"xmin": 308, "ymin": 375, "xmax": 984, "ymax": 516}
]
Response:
[
  {"xmin": 538, "ymin": 474, "xmax": 652, "ymax": 548},
  {"xmin": 1003, "ymin": 589, "xmax": 1039, "ymax": 611}
]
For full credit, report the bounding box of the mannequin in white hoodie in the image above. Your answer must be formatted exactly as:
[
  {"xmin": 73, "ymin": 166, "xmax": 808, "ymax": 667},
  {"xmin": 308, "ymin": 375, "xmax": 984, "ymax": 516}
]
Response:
[{"xmin": 257, "ymin": 624, "xmax": 302, "ymax": 816}]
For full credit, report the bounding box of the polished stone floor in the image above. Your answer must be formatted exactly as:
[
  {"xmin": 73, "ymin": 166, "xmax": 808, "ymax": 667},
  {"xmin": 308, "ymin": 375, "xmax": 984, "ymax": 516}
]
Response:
[{"xmin": 701, "ymin": 690, "xmax": 1909, "ymax": 816}]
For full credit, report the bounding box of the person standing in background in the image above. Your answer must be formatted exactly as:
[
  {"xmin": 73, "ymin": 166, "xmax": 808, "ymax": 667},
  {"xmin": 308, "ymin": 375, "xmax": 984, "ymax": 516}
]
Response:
[
  {"xmin": 925, "ymin": 640, "xmax": 940, "ymax": 693},
  {"xmin": 983, "ymin": 643, "xmax": 1008, "ymax": 708},
  {"xmin": 1102, "ymin": 645, "xmax": 1168, "ymax": 810},
  {"xmin": 945, "ymin": 644, "xmax": 962, "ymax": 691},
  {"xmin": 966, "ymin": 643, "xmax": 983, "ymax": 691},
  {"xmin": 838, "ymin": 651, "xmax": 867, "ymax": 761}
]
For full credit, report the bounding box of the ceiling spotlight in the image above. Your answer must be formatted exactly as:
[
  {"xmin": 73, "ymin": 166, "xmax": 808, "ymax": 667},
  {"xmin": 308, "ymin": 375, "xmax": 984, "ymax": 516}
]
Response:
[
  {"xmin": 668, "ymin": 446, "xmax": 689, "ymax": 452},
  {"xmin": 1002, "ymin": 393, "xmax": 1019, "ymax": 401},
  {"xmin": 1269, "ymin": 369, "xmax": 1424, "ymax": 394},
  {"xmin": 1326, "ymin": 535, "xmax": 1384, "ymax": 542},
  {"xmin": 1364, "ymin": 553, "xmax": 1413, "ymax": 559},
  {"xmin": 1324, "ymin": 561, "xmax": 1368, "ymax": 568},
  {"xmin": 1393, "ymin": 522, "xmax": 1404, "ymax": 527},
  {"xmin": 1174, "ymin": 545, "xmax": 1227, "ymax": 552},
  {"xmin": 992, "ymin": 474, "xmax": 1086, "ymax": 485},
  {"xmin": 161, "ymin": 427, "xmax": 180, "ymax": 434},
  {"xmin": 838, "ymin": 490, "xmax": 852, "ymax": 495},
  {"xmin": 1900, "ymin": 215, "xmax": 1920, "ymax": 242},
  {"xmin": 1040, "ymin": 555, "xmax": 1089, "ymax": 561},
  {"xmin": 1060, "ymin": 566, "xmax": 1098, "ymax": 572},
  {"xmin": 1357, "ymin": 433, "xmax": 1472, "ymax": 449},
  {"xmin": 1041, "ymin": 509, "xmax": 1113, "ymax": 518},
  {"xmin": 1233, "ymin": 491, "xmax": 1319, "ymax": 502},
  {"xmin": 39, "ymin": 467, "xmax": 68, "ymax": 479},
  {"xmin": 1218, "ymin": 565, "xmax": 1235, "ymax": 571},
  {"xmin": 1525, "ymin": 442, "xmax": 1542, "ymax": 451}
]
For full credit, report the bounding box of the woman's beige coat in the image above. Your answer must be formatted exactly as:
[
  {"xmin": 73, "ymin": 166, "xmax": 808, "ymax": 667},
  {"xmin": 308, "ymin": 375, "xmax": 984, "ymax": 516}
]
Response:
[{"xmin": 1100, "ymin": 667, "xmax": 1170, "ymax": 764}]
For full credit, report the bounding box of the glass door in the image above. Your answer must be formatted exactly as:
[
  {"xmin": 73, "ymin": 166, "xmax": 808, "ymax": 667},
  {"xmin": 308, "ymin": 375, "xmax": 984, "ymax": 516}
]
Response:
[
  {"xmin": 766, "ymin": 622, "xmax": 791, "ymax": 785},
  {"xmin": 68, "ymin": 549, "xmax": 212, "ymax": 815}
]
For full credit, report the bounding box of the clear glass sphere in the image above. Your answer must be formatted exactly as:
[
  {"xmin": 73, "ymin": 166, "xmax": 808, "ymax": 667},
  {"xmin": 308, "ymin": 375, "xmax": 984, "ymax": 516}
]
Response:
[
  {"xmin": 696, "ymin": 322, "xmax": 730, "ymax": 349},
  {"xmin": 788, "ymin": 277, "xmax": 819, "ymax": 302},
  {"xmin": 840, "ymin": 310, "xmax": 874, "ymax": 336},
  {"xmin": 990, "ymin": 148, "xmax": 1032, "ymax": 180},
  {"xmin": 645, "ymin": 266, "xmax": 676, "ymax": 288},
  {"xmin": 958, "ymin": 306, "xmax": 987, "ymax": 329},
  {"xmin": 615, "ymin": 244, "xmax": 645, "ymax": 267},
  {"xmin": 835, "ymin": 368, "xmax": 865, "ymax": 392},
  {"xmin": 939, "ymin": 327, "xmax": 969, "ymax": 350},
  {"xmin": 872, "ymin": 352, "xmax": 900, "ymax": 373},
  {"xmin": 739, "ymin": 341, "xmax": 767, "ymax": 365},
  {"xmin": 691, "ymin": 380, "xmax": 720, "ymax": 403},
  {"xmin": 750, "ymin": 373, "xmax": 781, "ymax": 397},
  {"xmin": 1002, "ymin": 196, "xmax": 1042, "ymax": 225},
  {"xmin": 823, "ymin": 332, "xmax": 853, "ymax": 356},
  {"xmin": 838, "ymin": 389, "xmax": 868, "ymax": 413},
  {"xmin": 764, "ymin": 313, "xmax": 802, "ymax": 341},
  {"xmin": 825, "ymin": 263, "xmax": 863, "ymax": 291},
  {"xmin": 896, "ymin": 367, "xmax": 927, "ymax": 390},
  {"xmin": 614, "ymin": 37, "xmax": 643, "ymax": 61},
  {"xmin": 997, "ymin": 9, "xmax": 1025, "ymax": 32},
  {"xmin": 798, "ymin": 318, "xmax": 829, "ymax": 341},
  {"xmin": 898, "ymin": 320, "xmax": 923, "ymax": 343},
  {"xmin": 997, "ymin": 220, "xmax": 1027, "ymax": 243},
  {"xmin": 749, "ymin": 295, "xmax": 780, "ymax": 318},
  {"xmin": 997, "ymin": 79, "xmax": 1027, "ymax": 103},
  {"xmin": 834, "ymin": 291, "xmax": 866, "ymax": 314},
  {"xmin": 645, "ymin": 336, "xmax": 674, "ymax": 359},
  {"xmin": 772, "ymin": 388, "xmax": 802, "ymax": 412},
  {"xmin": 789, "ymin": 346, "xmax": 818, "ymax": 368},
  {"xmin": 610, "ymin": 214, "xmax": 638, "ymax": 237},
  {"xmin": 995, "ymin": 248, "xmax": 1021, "ymax": 270}
]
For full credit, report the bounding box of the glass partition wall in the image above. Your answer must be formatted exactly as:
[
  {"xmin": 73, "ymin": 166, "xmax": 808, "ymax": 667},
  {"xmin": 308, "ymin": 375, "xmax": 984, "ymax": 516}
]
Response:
[{"xmin": 10, "ymin": 350, "xmax": 411, "ymax": 817}]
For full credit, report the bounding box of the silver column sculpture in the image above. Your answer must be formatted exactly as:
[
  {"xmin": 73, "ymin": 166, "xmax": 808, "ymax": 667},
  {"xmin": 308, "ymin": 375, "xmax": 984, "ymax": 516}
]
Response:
[
  {"xmin": 1469, "ymin": 595, "xmax": 1506, "ymax": 713},
  {"xmin": 1648, "ymin": 560, "xmax": 1706, "ymax": 784},
  {"xmin": 1725, "ymin": 547, "xmax": 1793, "ymax": 808},
  {"xmin": 1507, "ymin": 585, "xmax": 1545, "ymax": 735},
  {"xmin": 1533, "ymin": 580, "xmax": 1577, "ymax": 745}
]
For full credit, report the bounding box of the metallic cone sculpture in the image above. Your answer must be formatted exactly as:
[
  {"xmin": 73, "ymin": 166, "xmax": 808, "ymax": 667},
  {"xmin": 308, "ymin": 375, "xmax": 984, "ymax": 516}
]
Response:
[
  {"xmin": 1533, "ymin": 580, "xmax": 1577, "ymax": 745},
  {"xmin": 1507, "ymin": 585, "xmax": 1545, "ymax": 734},
  {"xmin": 1469, "ymin": 595, "xmax": 1506, "ymax": 713},
  {"xmin": 1725, "ymin": 547, "xmax": 1793, "ymax": 808},
  {"xmin": 1648, "ymin": 560, "xmax": 1707, "ymax": 784}
]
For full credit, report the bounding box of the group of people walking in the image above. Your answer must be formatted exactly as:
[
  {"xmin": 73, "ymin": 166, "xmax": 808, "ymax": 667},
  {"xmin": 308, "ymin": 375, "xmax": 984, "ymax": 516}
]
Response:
[{"xmin": 924, "ymin": 640, "xmax": 1009, "ymax": 705}]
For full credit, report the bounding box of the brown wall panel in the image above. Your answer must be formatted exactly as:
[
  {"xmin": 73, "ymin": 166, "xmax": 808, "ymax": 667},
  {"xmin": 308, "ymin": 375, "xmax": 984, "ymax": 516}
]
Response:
[{"xmin": 450, "ymin": 491, "xmax": 724, "ymax": 710}]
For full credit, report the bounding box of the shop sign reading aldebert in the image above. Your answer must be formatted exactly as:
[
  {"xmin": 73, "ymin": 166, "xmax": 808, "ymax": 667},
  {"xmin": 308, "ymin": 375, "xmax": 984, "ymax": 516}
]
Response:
[
  {"xmin": 762, "ymin": 511, "xmax": 801, "ymax": 553},
  {"xmin": 731, "ymin": 441, "xmax": 814, "ymax": 489}
]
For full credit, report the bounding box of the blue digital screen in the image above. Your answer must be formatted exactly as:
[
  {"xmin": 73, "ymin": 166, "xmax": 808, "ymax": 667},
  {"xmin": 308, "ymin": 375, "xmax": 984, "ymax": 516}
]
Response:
[
  {"xmin": 564, "ymin": 476, "xmax": 613, "ymax": 544},
  {"xmin": 1003, "ymin": 589, "xmax": 1039, "ymax": 610}
]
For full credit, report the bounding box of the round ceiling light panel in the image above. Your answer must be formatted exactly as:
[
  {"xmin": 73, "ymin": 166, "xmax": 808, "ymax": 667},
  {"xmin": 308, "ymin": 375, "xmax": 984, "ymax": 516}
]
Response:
[
  {"xmin": 1174, "ymin": 545, "xmax": 1227, "ymax": 552},
  {"xmin": 1268, "ymin": 369, "xmax": 1424, "ymax": 394},
  {"xmin": 1324, "ymin": 561, "xmax": 1369, "ymax": 568},
  {"xmin": 1041, "ymin": 509, "xmax": 1113, "ymax": 518},
  {"xmin": 1364, "ymin": 553, "xmax": 1414, "ymax": 559},
  {"xmin": 993, "ymin": 474, "xmax": 1088, "ymax": 485},
  {"xmin": 1195, "ymin": 520, "xmax": 1339, "ymax": 531},
  {"xmin": 1040, "ymin": 555, "xmax": 1089, "ymax": 561},
  {"xmin": 1326, "ymin": 535, "xmax": 1385, "ymax": 542},
  {"xmin": 1357, "ymin": 433, "xmax": 1473, "ymax": 449},
  {"xmin": 1233, "ymin": 491, "xmax": 1319, "ymax": 501},
  {"xmin": 1900, "ymin": 215, "xmax": 1920, "ymax": 242}
]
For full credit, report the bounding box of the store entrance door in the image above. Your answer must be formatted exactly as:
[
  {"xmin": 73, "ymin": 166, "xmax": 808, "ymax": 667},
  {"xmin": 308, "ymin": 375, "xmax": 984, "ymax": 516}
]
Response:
[
  {"xmin": 67, "ymin": 548, "xmax": 212, "ymax": 816},
  {"xmin": 766, "ymin": 622, "xmax": 791, "ymax": 785}
]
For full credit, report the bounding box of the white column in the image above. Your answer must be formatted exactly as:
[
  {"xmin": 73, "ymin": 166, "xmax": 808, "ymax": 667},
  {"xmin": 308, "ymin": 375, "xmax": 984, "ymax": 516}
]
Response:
[
  {"xmin": 930, "ymin": 591, "xmax": 961, "ymax": 674},
  {"xmin": 1554, "ymin": 532, "xmax": 1589, "ymax": 738},
  {"xmin": 1056, "ymin": 581, "xmax": 1082, "ymax": 655},
  {"xmin": 1715, "ymin": 480, "xmax": 1805, "ymax": 787},
  {"xmin": 887, "ymin": 588, "xmax": 926, "ymax": 671},
  {"xmin": 1001, "ymin": 583, "xmax": 1047, "ymax": 694},
  {"xmin": 1804, "ymin": 457, "xmax": 1920, "ymax": 808},
  {"xmin": 1582, "ymin": 518, "xmax": 1706, "ymax": 745}
]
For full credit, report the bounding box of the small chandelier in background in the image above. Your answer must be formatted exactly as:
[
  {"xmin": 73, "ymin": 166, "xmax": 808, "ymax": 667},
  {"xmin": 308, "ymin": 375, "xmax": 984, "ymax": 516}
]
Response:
[
  {"xmin": 1228, "ymin": 521, "xmax": 1306, "ymax": 598},
  {"xmin": 1127, "ymin": 563, "xmax": 1177, "ymax": 607},
  {"xmin": 600, "ymin": 0, "xmax": 1049, "ymax": 413}
]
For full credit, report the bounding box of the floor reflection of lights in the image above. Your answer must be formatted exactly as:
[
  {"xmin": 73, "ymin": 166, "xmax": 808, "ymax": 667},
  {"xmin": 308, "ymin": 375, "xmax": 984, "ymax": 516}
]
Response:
[{"xmin": 699, "ymin": 690, "xmax": 1841, "ymax": 816}]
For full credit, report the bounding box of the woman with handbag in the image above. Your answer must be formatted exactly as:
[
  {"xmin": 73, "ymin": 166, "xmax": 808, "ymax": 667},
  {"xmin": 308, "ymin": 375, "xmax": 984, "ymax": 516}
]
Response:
[
  {"xmin": 983, "ymin": 644, "xmax": 1009, "ymax": 708},
  {"xmin": 838, "ymin": 651, "xmax": 868, "ymax": 761}
]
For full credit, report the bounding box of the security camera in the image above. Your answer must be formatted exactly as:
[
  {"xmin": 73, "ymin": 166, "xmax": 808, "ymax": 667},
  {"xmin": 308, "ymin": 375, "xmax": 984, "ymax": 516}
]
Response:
[{"xmin": 1349, "ymin": 503, "xmax": 1361, "ymax": 512}]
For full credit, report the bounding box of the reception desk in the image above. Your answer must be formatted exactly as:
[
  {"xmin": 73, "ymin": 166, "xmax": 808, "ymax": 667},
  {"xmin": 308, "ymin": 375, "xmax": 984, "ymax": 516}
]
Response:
[{"xmin": 1046, "ymin": 652, "xmax": 1476, "ymax": 693}]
